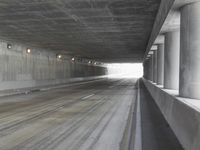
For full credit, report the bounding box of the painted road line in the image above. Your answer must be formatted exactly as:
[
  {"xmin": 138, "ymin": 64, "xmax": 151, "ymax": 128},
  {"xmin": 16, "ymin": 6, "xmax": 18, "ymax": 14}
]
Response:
[{"xmin": 81, "ymin": 94, "xmax": 95, "ymax": 100}]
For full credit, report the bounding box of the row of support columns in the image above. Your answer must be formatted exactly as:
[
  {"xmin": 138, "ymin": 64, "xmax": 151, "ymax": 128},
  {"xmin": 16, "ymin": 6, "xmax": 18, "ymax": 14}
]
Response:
[{"xmin": 143, "ymin": 2, "xmax": 200, "ymax": 100}]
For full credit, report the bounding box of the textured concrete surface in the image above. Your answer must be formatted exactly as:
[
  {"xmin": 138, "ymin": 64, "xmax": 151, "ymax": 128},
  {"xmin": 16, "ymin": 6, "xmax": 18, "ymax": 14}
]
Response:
[
  {"xmin": 174, "ymin": 0, "xmax": 200, "ymax": 9},
  {"xmin": 140, "ymin": 80, "xmax": 183, "ymax": 150},
  {"xmin": 0, "ymin": 40, "xmax": 106, "ymax": 91},
  {"xmin": 0, "ymin": 78, "xmax": 137, "ymax": 150},
  {"xmin": 160, "ymin": 9, "xmax": 180, "ymax": 34},
  {"xmin": 154, "ymin": 35, "xmax": 164, "ymax": 44},
  {"xmin": 143, "ymin": 78, "xmax": 200, "ymax": 150},
  {"xmin": 144, "ymin": 0, "xmax": 200, "ymax": 59},
  {"xmin": 179, "ymin": 2, "xmax": 200, "ymax": 99},
  {"xmin": 153, "ymin": 51, "xmax": 157, "ymax": 83},
  {"xmin": 164, "ymin": 30, "xmax": 180, "ymax": 90},
  {"xmin": 143, "ymin": 59, "xmax": 151, "ymax": 81},
  {"xmin": 144, "ymin": 0, "xmax": 174, "ymax": 59},
  {"xmin": 150, "ymin": 55, "xmax": 154, "ymax": 81},
  {"xmin": 156, "ymin": 44, "xmax": 164, "ymax": 85},
  {"xmin": 0, "ymin": 0, "xmax": 160, "ymax": 62}
]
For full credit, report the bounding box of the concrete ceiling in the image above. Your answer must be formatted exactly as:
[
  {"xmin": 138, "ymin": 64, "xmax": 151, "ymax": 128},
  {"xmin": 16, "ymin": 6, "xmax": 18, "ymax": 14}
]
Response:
[{"xmin": 0, "ymin": 0, "xmax": 160, "ymax": 62}]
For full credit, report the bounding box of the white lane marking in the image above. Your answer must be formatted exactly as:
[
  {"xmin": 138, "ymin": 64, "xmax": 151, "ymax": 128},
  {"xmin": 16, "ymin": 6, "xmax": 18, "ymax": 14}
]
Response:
[
  {"xmin": 81, "ymin": 94, "xmax": 95, "ymax": 100},
  {"xmin": 134, "ymin": 80, "xmax": 142, "ymax": 150}
]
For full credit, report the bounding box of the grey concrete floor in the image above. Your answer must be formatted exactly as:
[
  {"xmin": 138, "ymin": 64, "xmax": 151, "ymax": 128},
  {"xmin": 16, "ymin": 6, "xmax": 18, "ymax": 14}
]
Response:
[{"xmin": 0, "ymin": 79, "xmax": 137, "ymax": 150}]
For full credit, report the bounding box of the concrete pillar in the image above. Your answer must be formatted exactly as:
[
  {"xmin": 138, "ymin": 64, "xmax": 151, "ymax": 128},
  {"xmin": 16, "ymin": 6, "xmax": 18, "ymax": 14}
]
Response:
[
  {"xmin": 143, "ymin": 61, "xmax": 147, "ymax": 79},
  {"xmin": 144, "ymin": 58, "xmax": 150, "ymax": 80},
  {"xmin": 153, "ymin": 51, "xmax": 157, "ymax": 83},
  {"xmin": 147, "ymin": 58, "xmax": 151, "ymax": 80},
  {"xmin": 143, "ymin": 59, "xmax": 149, "ymax": 80},
  {"xmin": 157, "ymin": 44, "xmax": 164, "ymax": 85},
  {"xmin": 149, "ymin": 55, "xmax": 153, "ymax": 81},
  {"xmin": 180, "ymin": 2, "xmax": 200, "ymax": 99},
  {"xmin": 164, "ymin": 30, "xmax": 180, "ymax": 90}
]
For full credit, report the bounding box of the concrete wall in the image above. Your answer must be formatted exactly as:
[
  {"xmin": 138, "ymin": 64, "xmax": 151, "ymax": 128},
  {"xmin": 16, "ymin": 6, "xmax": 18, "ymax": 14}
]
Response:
[
  {"xmin": 143, "ymin": 78, "xmax": 200, "ymax": 150},
  {"xmin": 0, "ymin": 40, "xmax": 107, "ymax": 91}
]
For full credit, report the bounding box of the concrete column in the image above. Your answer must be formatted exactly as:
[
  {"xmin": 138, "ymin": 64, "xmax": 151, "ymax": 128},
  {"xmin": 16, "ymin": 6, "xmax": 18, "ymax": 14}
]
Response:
[
  {"xmin": 147, "ymin": 58, "xmax": 151, "ymax": 80},
  {"xmin": 149, "ymin": 55, "xmax": 154, "ymax": 81},
  {"xmin": 164, "ymin": 30, "xmax": 180, "ymax": 90},
  {"xmin": 144, "ymin": 58, "xmax": 150, "ymax": 80},
  {"xmin": 153, "ymin": 51, "xmax": 157, "ymax": 83},
  {"xmin": 157, "ymin": 44, "xmax": 164, "ymax": 85},
  {"xmin": 143, "ymin": 59, "xmax": 149, "ymax": 80},
  {"xmin": 180, "ymin": 2, "xmax": 200, "ymax": 99},
  {"xmin": 143, "ymin": 61, "xmax": 147, "ymax": 79}
]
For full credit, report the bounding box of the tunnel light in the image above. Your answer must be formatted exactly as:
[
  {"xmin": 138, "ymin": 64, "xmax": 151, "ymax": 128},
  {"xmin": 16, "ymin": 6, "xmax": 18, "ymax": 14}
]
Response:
[
  {"xmin": 57, "ymin": 54, "xmax": 62, "ymax": 59},
  {"xmin": 7, "ymin": 44, "xmax": 12, "ymax": 49},
  {"xmin": 71, "ymin": 57, "xmax": 75, "ymax": 61},
  {"xmin": 94, "ymin": 62, "xmax": 97, "ymax": 65},
  {"xmin": 26, "ymin": 48, "xmax": 31, "ymax": 54},
  {"xmin": 88, "ymin": 61, "xmax": 91, "ymax": 64}
]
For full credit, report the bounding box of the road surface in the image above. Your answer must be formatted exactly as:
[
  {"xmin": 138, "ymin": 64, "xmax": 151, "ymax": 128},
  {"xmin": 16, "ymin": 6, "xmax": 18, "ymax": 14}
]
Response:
[{"xmin": 0, "ymin": 78, "xmax": 137, "ymax": 150}]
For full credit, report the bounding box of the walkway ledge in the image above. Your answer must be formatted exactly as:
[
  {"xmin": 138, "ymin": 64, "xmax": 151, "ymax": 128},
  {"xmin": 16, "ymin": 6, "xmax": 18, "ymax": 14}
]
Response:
[{"xmin": 143, "ymin": 78, "xmax": 200, "ymax": 150}]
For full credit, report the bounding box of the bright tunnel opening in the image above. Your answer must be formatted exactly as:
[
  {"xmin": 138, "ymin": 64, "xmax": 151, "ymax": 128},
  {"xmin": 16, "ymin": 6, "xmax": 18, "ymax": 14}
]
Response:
[{"xmin": 107, "ymin": 63, "xmax": 143, "ymax": 78}]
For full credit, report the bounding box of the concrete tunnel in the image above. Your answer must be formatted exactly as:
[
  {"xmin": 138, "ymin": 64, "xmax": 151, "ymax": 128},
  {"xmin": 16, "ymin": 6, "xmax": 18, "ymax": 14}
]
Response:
[{"xmin": 0, "ymin": 0, "xmax": 199, "ymax": 150}]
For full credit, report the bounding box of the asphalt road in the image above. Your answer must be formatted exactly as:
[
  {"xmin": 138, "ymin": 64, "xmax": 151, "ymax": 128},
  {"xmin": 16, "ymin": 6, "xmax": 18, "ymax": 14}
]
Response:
[{"xmin": 0, "ymin": 78, "xmax": 137, "ymax": 150}]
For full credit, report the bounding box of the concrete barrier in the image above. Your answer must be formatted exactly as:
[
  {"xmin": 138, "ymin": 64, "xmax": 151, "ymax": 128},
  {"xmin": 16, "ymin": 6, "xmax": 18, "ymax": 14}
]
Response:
[
  {"xmin": 143, "ymin": 78, "xmax": 200, "ymax": 150},
  {"xmin": 0, "ymin": 76, "xmax": 106, "ymax": 97}
]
